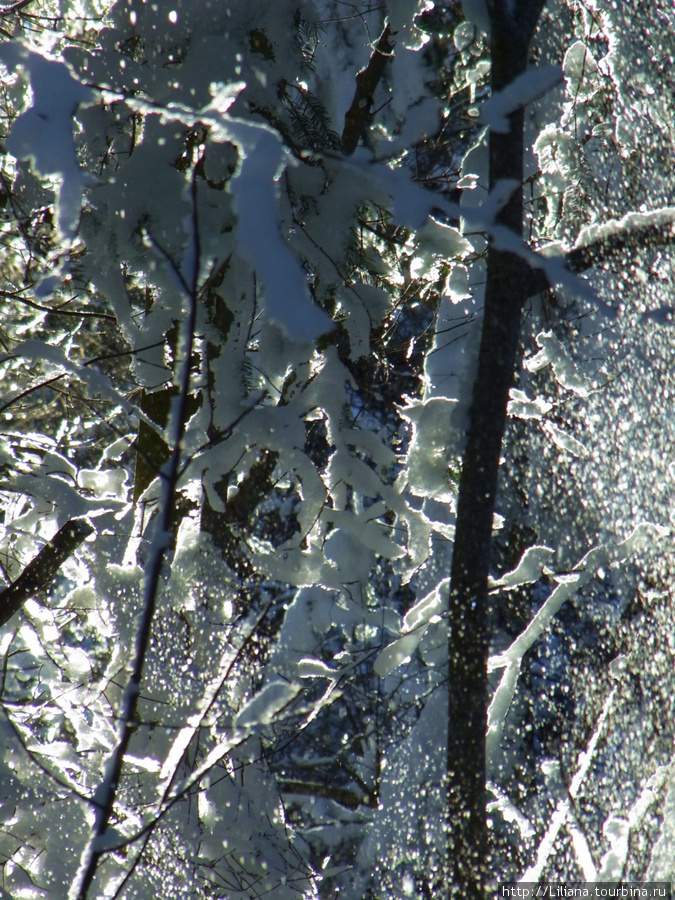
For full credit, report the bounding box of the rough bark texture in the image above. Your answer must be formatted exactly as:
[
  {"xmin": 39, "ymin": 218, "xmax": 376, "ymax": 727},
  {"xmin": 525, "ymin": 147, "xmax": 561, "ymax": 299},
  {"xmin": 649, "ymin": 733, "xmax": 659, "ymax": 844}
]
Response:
[{"xmin": 446, "ymin": 2, "xmax": 547, "ymax": 896}]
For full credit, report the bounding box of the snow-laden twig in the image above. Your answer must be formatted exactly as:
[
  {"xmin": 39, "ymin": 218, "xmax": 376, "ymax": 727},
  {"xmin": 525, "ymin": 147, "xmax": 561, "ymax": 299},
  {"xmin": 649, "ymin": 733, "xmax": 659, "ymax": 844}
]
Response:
[
  {"xmin": 595, "ymin": 765, "xmax": 670, "ymax": 882},
  {"xmin": 69, "ymin": 173, "xmax": 202, "ymax": 900},
  {"xmin": 156, "ymin": 603, "xmax": 274, "ymax": 800},
  {"xmin": 486, "ymin": 522, "xmax": 667, "ymax": 767},
  {"xmin": 531, "ymin": 206, "xmax": 675, "ymax": 296},
  {"xmin": 519, "ymin": 687, "xmax": 617, "ymax": 882}
]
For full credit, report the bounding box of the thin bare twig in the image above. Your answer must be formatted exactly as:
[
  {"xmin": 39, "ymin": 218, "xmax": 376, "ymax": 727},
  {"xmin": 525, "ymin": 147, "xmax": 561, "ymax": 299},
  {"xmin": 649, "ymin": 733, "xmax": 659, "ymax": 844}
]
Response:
[
  {"xmin": 0, "ymin": 373, "xmax": 67, "ymax": 416},
  {"xmin": 0, "ymin": 289, "xmax": 116, "ymax": 321}
]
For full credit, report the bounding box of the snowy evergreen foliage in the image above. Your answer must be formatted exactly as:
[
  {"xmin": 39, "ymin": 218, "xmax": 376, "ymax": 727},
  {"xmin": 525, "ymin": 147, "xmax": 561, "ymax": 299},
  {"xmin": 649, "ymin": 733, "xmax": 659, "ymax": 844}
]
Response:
[{"xmin": 0, "ymin": 0, "xmax": 673, "ymax": 898}]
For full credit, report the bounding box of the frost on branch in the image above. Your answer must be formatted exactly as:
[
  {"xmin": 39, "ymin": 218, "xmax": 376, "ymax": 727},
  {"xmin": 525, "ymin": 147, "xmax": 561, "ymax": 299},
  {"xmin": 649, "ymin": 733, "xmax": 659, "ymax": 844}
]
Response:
[
  {"xmin": 0, "ymin": 0, "xmax": 460, "ymax": 892},
  {"xmin": 1, "ymin": 0, "xmax": 675, "ymax": 896}
]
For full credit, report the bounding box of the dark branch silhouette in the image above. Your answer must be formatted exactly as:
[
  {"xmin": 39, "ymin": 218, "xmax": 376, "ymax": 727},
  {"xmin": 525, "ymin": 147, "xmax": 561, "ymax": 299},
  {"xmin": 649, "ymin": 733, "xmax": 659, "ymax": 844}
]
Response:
[
  {"xmin": 279, "ymin": 779, "xmax": 378, "ymax": 809},
  {"xmin": 342, "ymin": 24, "xmax": 395, "ymax": 155},
  {"xmin": 0, "ymin": 519, "xmax": 94, "ymax": 628},
  {"xmin": 447, "ymin": 2, "xmax": 547, "ymax": 896},
  {"xmin": 529, "ymin": 215, "xmax": 675, "ymax": 296}
]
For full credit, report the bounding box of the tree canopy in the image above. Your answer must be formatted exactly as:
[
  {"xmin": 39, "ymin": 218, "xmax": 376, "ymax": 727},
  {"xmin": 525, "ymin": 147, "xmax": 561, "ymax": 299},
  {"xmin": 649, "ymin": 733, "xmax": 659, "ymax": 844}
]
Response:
[{"xmin": 0, "ymin": 0, "xmax": 674, "ymax": 898}]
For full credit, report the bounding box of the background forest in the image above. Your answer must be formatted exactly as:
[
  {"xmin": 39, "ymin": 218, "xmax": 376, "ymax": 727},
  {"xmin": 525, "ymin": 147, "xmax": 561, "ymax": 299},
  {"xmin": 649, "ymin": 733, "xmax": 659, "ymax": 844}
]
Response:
[{"xmin": 0, "ymin": 0, "xmax": 674, "ymax": 898}]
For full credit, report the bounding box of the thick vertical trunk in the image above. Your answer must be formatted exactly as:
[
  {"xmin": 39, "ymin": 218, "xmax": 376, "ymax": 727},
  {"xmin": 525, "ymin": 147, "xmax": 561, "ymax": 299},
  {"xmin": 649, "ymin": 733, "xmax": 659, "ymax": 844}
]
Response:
[{"xmin": 447, "ymin": 2, "xmax": 546, "ymax": 896}]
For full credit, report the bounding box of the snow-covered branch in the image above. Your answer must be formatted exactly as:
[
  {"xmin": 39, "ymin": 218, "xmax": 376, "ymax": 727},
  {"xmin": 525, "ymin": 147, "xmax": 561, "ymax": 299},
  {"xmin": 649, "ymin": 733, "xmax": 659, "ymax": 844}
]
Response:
[
  {"xmin": 531, "ymin": 208, "xmax": 675, "ymax": 295},
  {"xmin": 69, "ymin": 177, "xmax": 203, "ymax": 900},
  {"xmin": 0, "ymin": 519, "xmax": 93, "ymax": 628}
]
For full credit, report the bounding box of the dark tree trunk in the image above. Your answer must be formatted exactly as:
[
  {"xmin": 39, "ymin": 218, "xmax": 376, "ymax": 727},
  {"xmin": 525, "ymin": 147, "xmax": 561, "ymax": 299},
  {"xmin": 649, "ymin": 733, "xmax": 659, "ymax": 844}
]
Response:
[{"xmin": 446, "ymin": 2, "xmax": 547, "ymax": 896}]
